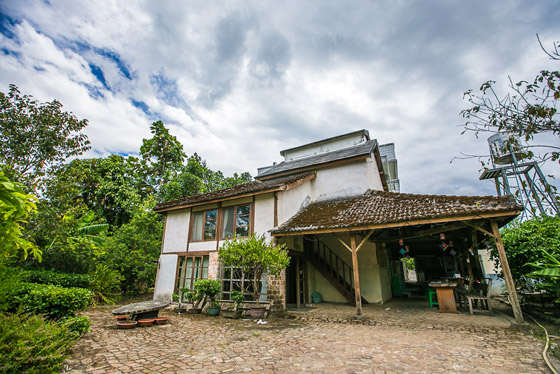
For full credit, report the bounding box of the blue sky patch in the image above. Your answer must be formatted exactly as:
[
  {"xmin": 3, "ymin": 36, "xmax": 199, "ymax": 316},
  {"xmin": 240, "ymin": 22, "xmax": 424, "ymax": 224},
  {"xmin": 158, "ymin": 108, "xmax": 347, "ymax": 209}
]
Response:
[
  {"xmin": 0, "ymin": 13, "xmax": 18, "ymax": 39},
  {"xmin": 131, "ymin": 99, "xmax": 151, "ymax": 116},
  {"xmin": 94, "ymin": 48, "xmax": 133, "ymax": 80},
  {"xmin": 88, "ymin": 63, "xmax": 110, "ymax": 90}
]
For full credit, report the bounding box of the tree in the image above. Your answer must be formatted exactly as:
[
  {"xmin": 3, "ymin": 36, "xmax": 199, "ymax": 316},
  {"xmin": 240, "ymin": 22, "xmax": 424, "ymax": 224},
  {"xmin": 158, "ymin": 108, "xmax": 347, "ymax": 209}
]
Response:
[
  {"xmin": 218, "ymin": 234, "xmax": 289, "ymax": 304},
  {"xmin": 461, "ymin": 36, "xmax": 560, "ymax": 165},
  {"xmin": 140, "ymin": 121, "xmax": 186, "ymax": 190},
  {"xmin": 0, "ymin": 84, "xmax": 90, "ymax": 190},
  {"xmin": 490, "ymin": 215, "xmax": 560, "ymax": 289},
  {"xmin": 0, "ymin": 170, "xmax": 40, "ymax": 260}
]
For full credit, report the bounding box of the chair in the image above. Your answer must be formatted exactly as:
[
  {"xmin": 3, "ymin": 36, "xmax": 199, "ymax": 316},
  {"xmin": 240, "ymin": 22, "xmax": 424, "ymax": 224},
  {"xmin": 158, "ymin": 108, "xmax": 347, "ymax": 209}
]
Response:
[
  {"xmin": 466, "ymin": 278, "xmax": 493, "ymax": 315},
  {"xmin": 427, "ymin": 287, "xmax": 438, "ymax": 308}
]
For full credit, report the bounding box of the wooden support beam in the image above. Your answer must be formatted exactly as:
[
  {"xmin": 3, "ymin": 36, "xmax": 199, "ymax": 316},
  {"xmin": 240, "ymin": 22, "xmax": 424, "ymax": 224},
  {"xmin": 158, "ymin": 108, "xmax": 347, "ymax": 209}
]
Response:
[
  {"xmin": 356, "ymin": 230, "xmax": 375, "ymax": 252},
  {"xmin": 350, "ymin": 234, "xmax": 363, "ymax": 316},
  {"xmin": 463, "ymin": 221, "xmax": 494, "ymax": 238},
  {"xmin": 336, "ymin": 236, "xmax": 352, "ymax": 252},
  {"xmin": 471, "ymin": 230, "xmax": 484, "ymax": 279},
  {"xmin": 491, "ymin": 221, "xmax": 524, "ymax": 324}
]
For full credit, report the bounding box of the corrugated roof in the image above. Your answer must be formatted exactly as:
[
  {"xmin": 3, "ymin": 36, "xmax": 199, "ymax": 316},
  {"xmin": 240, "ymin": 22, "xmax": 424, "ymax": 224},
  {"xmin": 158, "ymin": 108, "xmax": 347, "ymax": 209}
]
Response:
[
  {"xmin": 271, "ymin": 190, "xmax": 521, "ymax": 234},
  {"xmin": 154, "ymin": 172, "xmax": 316, "ymax": 212},
  {"xmin": 256, "ymin": 139, "xmax": 377, "ymax": 179}
]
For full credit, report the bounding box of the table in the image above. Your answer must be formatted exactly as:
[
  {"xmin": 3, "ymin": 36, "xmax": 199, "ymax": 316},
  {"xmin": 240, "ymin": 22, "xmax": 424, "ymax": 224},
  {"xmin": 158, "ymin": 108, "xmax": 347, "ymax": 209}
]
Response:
[
  {"xmin": 112, "ymin": 300, "xmax": 170, "ymax": 320},
  {"xmin": 428, "ymin": 282, "xmax": 458, "ymax": 313}
]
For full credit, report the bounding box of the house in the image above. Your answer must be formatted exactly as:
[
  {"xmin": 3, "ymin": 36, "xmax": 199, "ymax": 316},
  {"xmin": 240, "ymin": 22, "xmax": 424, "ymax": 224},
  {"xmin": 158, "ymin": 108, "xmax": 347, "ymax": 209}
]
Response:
[{"xmin": 152, "ymin": 129, "xmax": 523, "ymax": 320}]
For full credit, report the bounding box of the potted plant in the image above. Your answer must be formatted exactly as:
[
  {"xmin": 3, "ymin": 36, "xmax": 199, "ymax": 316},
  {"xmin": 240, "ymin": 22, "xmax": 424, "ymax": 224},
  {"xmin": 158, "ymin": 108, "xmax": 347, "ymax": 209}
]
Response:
[
  {"xmin": 194, "ymin": 279, "xmax": 222, "ymax": 316},
  {"xmin": 219, "ymin": 234, "xmax": 289, "ymax": 318},
  {"xmin": 174, "ymin": 287, "xmax": 189, "ymax": 313},
  {"xmin": 185, "ymin": 290, "xmax": 203, "ymax": 314},
  {"xmin": 221, "ymin": 290, "xmax": 245, "ymax": 319}
]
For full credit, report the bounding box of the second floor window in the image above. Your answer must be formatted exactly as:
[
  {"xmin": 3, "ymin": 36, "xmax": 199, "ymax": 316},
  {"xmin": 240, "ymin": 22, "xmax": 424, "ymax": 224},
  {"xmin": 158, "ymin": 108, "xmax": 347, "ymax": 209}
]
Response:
[{"xmin": 191, "ymin": 204, "xmax": 252, "ymax": 242}]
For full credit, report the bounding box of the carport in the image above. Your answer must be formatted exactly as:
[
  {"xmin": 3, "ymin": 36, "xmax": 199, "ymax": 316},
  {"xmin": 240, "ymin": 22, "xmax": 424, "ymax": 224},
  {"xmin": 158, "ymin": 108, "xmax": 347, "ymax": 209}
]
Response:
[{"xmin": 271, "ymin": 190, "xmax": 525, "ymax": 323}]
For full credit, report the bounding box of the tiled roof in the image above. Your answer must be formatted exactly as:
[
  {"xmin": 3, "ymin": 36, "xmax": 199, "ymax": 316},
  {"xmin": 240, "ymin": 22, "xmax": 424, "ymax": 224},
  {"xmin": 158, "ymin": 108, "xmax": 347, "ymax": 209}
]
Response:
[
  {"xmin": 154, "ymin": 172, "xmax": 316, "ymax": 212},
  {"xmin": 271, "ymin": 190, "xmax": 521, "ymax": 234},
  {"xmin": 256, "ymin": 139, "xmax": 377, "ymax": 179}
]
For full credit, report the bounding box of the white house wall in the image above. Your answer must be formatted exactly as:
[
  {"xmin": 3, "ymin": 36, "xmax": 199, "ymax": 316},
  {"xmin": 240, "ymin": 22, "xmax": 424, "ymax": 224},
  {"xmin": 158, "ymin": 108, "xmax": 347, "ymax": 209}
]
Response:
[
  {"xmin": 153, "ymin": 254, "xmax": 178, "ymax": 301},
  {"xmin": 254, "ymin": 193, "xmax": 275, "ymax": 241},
  {"xmin": 162, "ymin": 209, "xmax": 190, "ymax": 253}
]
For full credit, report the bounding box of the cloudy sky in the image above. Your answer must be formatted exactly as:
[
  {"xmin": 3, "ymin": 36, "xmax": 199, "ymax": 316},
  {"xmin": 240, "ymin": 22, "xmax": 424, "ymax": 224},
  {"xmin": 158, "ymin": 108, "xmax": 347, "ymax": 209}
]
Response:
[{"xmin": 1, "ymin": 0, "xmax": 559, "ymax": 196}]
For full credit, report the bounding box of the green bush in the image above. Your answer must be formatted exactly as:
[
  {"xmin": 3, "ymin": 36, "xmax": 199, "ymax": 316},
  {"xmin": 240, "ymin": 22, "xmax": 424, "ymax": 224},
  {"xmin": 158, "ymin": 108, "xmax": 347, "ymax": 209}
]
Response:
[
  {"xmin": 194, "ymin": 279, "xmax": 222, "ymax": 306},
  {"xmin": 13, "ymin": 283, "xmax": 92, "ymax": 319},
  {"xmin": 22, "ymin": 269, "xmax": 92, "ymax": 289},
  {"xmin": 0, "ymin": 311, "xmax": 79, "ymax": 374},
  {"xmin": 60, "ymin": 315, "xmax": 91, "ymax": 335}
]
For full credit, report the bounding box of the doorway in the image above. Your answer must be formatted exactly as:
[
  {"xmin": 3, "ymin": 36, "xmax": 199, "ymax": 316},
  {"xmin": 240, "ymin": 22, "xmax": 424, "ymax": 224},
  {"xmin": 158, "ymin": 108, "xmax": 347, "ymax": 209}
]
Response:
[{"xmin": 286, "ymin": 253, "xmax": 306, "ymax": 308}]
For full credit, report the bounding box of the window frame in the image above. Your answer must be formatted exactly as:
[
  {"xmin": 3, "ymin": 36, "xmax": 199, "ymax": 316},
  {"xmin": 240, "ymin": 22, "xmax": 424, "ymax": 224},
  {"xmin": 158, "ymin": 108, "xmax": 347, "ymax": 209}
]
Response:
[
  {"xmin": 175, "ymin": 254, "xmax": 210, "ymax": 292},
  {"xmin": 189, "ymin": 202, "xmax": 254, "ymax": 243}
]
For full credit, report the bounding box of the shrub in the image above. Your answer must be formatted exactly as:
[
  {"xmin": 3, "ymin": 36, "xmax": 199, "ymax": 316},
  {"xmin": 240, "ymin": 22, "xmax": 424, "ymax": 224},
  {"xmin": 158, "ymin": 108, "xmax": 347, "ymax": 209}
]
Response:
[
  {"xmin": 60, "ymin": 315, "xmax": 91, "ymax": 335},
  {"xmin": 22, "ymin": 269, "xmax": 92, "ymax": 289},
  {"xmin": 14, "ymin": 283, "xmax": 92, "ymax": 319},
  {"xmin": 194, "ymin": 279, "xmax": 222, "ymax": 306},
  {"xmin": 0, "ymin": 311, "xmax": 79, "ymax": 374},
  {"xmin": 90, "ymin": 264, "xmax": 121, "ymax": 305}
]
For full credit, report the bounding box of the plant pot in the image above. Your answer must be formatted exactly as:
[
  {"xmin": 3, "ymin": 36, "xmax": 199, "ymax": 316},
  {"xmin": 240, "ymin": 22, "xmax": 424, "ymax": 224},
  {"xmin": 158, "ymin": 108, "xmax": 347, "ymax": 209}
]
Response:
[
  {"xmin": 207, "ymin": 305, "xmax": 221, "ymax": 316},
  {"xmin": 116, "ymin": 321, "xmax": 137, "ymax": 329},
  {"xmin": 153, "ymin": 317, "xmax": 168, "ymax": 325},
  {"xmin": 221, "ymin": 309, "xmax": 242, "ymax": 319},
  {"xmin": 137, "ymin": 319, "xmax": 155, "ymax": 327},
  {"xmin": 116, "ymin": 315, "xmax": 129, "ymax": 321},
  {"xmin": 249, "ymin": 306, "xmax": 267, "ymax": 319},
  {"xmin": 187, "ymin": 307, "xmax": 202, "ymax": 314},
  {"xmin": 174, "ymin": 307, "xmax": 187, "ymax": 314}
]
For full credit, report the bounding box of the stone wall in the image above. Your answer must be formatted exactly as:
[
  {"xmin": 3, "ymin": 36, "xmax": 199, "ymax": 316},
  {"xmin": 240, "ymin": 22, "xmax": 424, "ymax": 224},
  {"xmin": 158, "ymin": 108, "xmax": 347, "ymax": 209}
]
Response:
[{"xmin": 267, "ymin": 269, "xmax": 286, "ymax": 313}]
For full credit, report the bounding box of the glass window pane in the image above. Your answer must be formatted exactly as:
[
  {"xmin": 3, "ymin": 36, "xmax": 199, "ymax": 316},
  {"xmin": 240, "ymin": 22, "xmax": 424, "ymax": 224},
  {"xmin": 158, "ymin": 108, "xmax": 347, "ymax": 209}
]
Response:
[
  {"xmin": 203, "ymin": 256, "xmax": 209, "ymax": 267},
  {"xmin": 206, "ymin": 210, "xmax": 217, "ymax": 220},
  {"xmin": 236, "ymin": 215, "xmax": 250, "ymax": 227},
  {"xmin": 205, "ymin": 220, "xmax": 216, "ymax": 230},
  {"xmin": 236, "ymin": 226, "xmax": 249, "ymax": 237},
  {"xmin": 237, "ymin": 205, "xmax": 250, "ymax": 216},
  {"xmin": 221, "ymin": 207, "xmax": 234, "ymax": 238},
  {"xmin": 204, "ymin": 230, "xmax": 216, "ymax": 240},
  {"xmin": 192, "ymin": 212, "xmax": 203, "ymax": 241}
]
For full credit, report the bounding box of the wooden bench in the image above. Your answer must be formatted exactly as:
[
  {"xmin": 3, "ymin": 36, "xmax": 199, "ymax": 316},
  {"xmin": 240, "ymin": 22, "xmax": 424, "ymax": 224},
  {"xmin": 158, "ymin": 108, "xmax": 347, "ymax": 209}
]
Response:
[{"xmin": 465, "ymin": 279, "xmax": 493, "ymax": 315}]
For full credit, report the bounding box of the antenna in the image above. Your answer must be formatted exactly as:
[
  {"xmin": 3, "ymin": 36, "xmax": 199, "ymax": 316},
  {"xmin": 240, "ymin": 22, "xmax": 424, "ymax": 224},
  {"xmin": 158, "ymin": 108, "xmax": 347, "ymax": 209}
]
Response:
[{"xmin": 479, "ymin": 133, "xmax": 559, "ymax": 220}]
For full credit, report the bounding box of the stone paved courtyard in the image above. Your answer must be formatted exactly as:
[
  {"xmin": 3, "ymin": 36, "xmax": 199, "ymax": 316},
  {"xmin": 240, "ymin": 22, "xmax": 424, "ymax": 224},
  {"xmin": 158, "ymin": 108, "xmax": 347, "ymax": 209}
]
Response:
[{"xmin": 64, "ymin": 299, "xmax": 549, "ymax": 373}]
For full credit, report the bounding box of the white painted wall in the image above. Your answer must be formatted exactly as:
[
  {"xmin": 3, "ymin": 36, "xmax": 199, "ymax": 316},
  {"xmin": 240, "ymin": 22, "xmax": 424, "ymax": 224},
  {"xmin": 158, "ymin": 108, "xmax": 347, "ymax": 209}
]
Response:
[
  {"xmin": 254, "ymin": 193, "xmax": 275, "ymax": 240},
  {"xmin": 162, "ymin": 210, "xmax": 190, "ymax": 253},
  {"xmin": 277, "ymin": 179, "xmax": 313, "ymax": 225},
  {"xmin": 283, "ymin": 132, "xmax": 368, "ymax": 161},
  {"xmin": 153, "ymin": 254, "xmax": 178, "ymax": 301}
]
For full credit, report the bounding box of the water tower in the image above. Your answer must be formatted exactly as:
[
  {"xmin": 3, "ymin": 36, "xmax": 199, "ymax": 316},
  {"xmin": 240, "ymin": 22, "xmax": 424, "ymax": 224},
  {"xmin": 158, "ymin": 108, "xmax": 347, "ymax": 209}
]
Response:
[{"xmin": 479, "ymin": 133, "xmax": 559, "ymax": 220}]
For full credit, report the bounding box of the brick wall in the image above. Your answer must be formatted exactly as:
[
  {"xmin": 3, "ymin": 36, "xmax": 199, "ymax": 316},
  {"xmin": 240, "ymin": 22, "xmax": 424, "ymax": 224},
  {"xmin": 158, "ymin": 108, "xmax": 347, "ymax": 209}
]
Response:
[
  {"xmin": 208, "ymin": 251, "xmax": 220, "ymax": 280},
  {"xmin": 267, "ymin": 269, "xmax": 286, "ymax": 313}
]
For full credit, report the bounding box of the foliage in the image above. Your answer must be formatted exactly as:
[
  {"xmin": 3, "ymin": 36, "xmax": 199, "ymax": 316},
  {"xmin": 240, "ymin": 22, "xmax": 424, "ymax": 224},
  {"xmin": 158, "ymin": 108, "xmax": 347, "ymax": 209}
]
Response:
[
  {"xmin": 0, "ymin": 311, "xmax": 79, "ymax": 374},
  {"xmin": 0, "ymin": 170, "xmax": 40, "ymax": 260},
  {"xmin": 526, "ymin": 248, "xmax": 560, "ymax": 304},
  {"xmin": 0, "ymin": 265, "xmax": 25, "ymax": 312},
  {"xmin": 0, "ymin": 84, "xmax": 90, "ymax": 190},
  {"xmin": 219, "ymin": 234, "xmax": 289, "ymax": 304},
  {"xmin": 101, "ymin": 198, "xmax": 163, "ymax": 294},
  {"xmin": 60, "ymin": 315, "xmax": 91, "ymax": 335},
  {"xmin": 404, "ymin": 257, "xmax": 415, "ymax": 271},
  {"xmin": 194, "ymin": 279, "xmax": 222, "ymax": 306},
  {"xmin": 491, "ymin": 215, "xmax": 560, "ymax": 288},
  {"xmin": 89, "ymin": 264, "xmax": 121, "ymax": 305},
  {"xmin": 230, "ymin": 290, "xmax": 245, "ymax": 309},
  {"xmin": 461, "ymin": 36, "xmax": 560, "ymax": 165},
  {"xmin": 11, "ymin": 283, "xmax": 92, "ymax": 319},
  {"xmin": 22, "ymin": 269, "xmax": 92, "ymax": 288}
]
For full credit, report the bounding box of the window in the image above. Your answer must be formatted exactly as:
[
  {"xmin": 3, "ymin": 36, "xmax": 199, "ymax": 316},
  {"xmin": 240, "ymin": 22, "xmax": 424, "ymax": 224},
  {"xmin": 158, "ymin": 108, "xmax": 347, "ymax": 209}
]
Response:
[
  {"xmin": 221, "ymin": 266, "xmax": 265, "ymax": 301},
  {"xmin": 176, "ymin": 255, "xmax": 209, "ymax": 290},
  {"xmin": 221, "ymin": 204, "xmax": 251, "ymax": 239},
  {"xmin": 191, "ymin": 209, "xmax": 218, "ymax": 241},
  {"xmin": 190, "ymin": 204, "xmax": 252, "ymax": 242}
]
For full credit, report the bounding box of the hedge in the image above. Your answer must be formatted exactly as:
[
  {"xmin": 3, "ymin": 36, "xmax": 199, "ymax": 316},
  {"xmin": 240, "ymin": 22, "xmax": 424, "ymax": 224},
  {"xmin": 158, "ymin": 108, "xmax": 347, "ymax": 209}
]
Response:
[{"xmin": 22, "ymin": 269, "xmax": 92, "ymax": 289}]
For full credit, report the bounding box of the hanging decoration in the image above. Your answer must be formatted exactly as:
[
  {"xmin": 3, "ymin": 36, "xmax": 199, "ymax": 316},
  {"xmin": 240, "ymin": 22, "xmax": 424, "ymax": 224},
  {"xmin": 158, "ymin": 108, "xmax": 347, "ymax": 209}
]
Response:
[
  {"xmin": 450, "ymin": 249, "xmax": 457, "ymax": 256},
  {"xmin": 440, "ymin": 233, "xmax": 446, "ymax": 240}
]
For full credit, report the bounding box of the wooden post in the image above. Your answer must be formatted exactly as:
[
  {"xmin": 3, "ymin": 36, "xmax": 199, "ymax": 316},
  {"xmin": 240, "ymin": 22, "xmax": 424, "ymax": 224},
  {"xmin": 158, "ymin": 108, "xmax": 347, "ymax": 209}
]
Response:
[
  {"xmin": 471, "ymin": 230, "xmax": 484, "ymax": 279},
  {"xmin": 296, "ymin": 256, "xmax": 301, "ymax": 309},
  {"xmin": 350, "ymin": 235, "xmax": 363, "ymax": 316},
  {"xmin": 491, "ymin": 221, "xmax": 524, "ymax": 323}
]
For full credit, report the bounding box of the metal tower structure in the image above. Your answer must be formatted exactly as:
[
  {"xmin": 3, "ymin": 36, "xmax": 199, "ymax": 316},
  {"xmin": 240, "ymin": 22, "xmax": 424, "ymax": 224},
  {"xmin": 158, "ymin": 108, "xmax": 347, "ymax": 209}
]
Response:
[{"xmin": 479, "ymin": 133, "xmax": 559, "ymax": 221}]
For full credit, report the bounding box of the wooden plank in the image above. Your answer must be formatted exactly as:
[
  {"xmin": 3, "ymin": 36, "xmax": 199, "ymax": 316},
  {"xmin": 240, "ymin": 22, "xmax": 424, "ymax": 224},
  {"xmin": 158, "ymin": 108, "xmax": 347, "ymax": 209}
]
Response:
[
  {"xmin": 471, "ymin": 230, "xmax": 484, "ymax": 279},
  {"xmin": 350, "ymin": 235, "xmax": 363, "ymax": 316},
  {"xmin": 271, "ymin": 210, "xmax": 521, "ymax": 237},
  {"xmin": 296, "ymin": 257, "xmax": 301, "ymax": 309},
  {"xmin": 491, "ymin": 221, "xmax": 524, "ymax": 323},
  {"xmin": 336, "ymin": 236, "xmax": 352, "ymax": 252}
]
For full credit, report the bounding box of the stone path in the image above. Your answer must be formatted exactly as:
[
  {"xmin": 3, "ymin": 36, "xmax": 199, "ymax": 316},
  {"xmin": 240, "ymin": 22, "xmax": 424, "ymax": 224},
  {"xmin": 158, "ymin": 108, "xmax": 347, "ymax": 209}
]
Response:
[{"xmin": 64, "ymin": 300, "xmax": 548, "ymax": 373}]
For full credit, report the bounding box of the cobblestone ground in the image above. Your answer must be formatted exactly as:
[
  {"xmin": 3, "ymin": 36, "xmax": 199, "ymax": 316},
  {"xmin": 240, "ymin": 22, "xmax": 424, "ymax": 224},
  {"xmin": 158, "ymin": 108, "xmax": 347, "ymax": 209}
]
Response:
[{"xmin": 64, "ymin": 300, "xmax": 548, "ymax": 374}]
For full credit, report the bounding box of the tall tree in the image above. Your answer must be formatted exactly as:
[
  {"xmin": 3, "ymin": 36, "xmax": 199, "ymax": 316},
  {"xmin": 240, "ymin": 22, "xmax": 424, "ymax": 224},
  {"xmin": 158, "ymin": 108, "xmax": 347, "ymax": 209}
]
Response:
[
  {"xmin": 461, "ymin": 36, "xmax": 560, "ymax": 165},
  {"xmin": 140, "ymin": 121, "xmax": 186, "ymax": 190},
  {"xmin": 0, "ymin": 85, "xmax": 90, "ymax": 190}
]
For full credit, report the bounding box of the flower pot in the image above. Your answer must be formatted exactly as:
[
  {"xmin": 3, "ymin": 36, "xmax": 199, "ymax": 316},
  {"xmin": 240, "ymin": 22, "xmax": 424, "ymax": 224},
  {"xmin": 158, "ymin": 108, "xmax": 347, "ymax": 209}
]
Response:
[
  {"xmin": 174, "ymin": 307, "xmax": 187, "ymax": 314},
  {"xmin": 116, "ymin": 321, "xmax": 137, "ymax": 329},
  {"xmin": 221, "ymin": 309, "xmax": 242, "ymax": 319},
  {"xmin": 207, "ymin": 305, "xmax": 221, "ymax": 316},
  {"xmin": 187, "ymin": 307, "xmax": 202, "ymax": 314},
  {"xmin": 116, "ymin": 315, "xmax": 129, "ymax": 321},
  {"xmin": 137, "ymin": 319, "xmax": 155, "ymax": 327},
  {"xmin": 249, "ymin": 306, "xmax": 267, "ymax": 319},
  {"xmin": 153, "ymin": 317, "xmax": 168, "ymax": 325}
]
